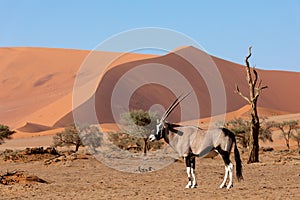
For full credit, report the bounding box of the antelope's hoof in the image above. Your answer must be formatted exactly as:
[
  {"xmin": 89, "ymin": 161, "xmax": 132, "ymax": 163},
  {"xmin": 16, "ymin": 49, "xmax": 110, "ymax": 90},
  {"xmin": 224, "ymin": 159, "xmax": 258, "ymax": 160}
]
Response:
[
  {"xmin": 219, "ymin": 184, "xmax": 226, "ymax": 189},
  {"xmin": 226, "ymin": 185, "xmax": 233, "ymax": 190}
]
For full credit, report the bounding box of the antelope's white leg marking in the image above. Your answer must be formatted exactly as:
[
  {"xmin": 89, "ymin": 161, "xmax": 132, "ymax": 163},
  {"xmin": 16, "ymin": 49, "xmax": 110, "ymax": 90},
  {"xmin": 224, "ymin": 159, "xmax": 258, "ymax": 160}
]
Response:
[
  {"xmin": 226, "ymin": 163, "xmax": 233, "ymax": 189},
  {"xmin": 185, "ymin": 167, "xmax": 192, "ymax": 188},
  {"xmin": 219, "ymin": 165, "xmax": 229, "ymax": 188},
  {"xmin": 191, "ymin": 168, "xmax": 197, "ymax": 188}
]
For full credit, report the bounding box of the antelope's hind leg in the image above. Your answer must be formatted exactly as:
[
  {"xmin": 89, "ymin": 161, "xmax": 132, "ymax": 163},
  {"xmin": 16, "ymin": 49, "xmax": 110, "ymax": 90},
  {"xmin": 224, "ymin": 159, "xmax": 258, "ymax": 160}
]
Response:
[
  {"xmin": 226, "ymin": 162, "xmax": 233, "ymax": 189},
  {"xmin": 218, "ymin": 150, "xmax": 233, "ymax": 189}
]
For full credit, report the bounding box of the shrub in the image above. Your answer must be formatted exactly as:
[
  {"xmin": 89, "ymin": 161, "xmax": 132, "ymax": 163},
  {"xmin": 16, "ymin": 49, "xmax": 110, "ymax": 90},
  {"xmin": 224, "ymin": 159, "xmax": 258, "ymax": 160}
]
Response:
[
  {"xmin": 225, "ymin": 118, "xmax": 274, "ymax": 148},
  {"xmin": 0, "ymin": 124, "xmax": 15, "ymax": 145},
  {"xmin": 109, "ymin": 110, "xmax": 164, "ymax": 155},
  {"xmin": 53, "ymin": 124, "xmax": 103, "ymax": 153}
]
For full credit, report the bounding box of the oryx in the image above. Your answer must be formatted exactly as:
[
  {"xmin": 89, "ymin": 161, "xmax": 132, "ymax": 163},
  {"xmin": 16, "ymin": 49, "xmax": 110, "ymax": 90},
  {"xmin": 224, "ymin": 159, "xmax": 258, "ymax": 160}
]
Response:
[{"xmin": 149, "ymin": 93, "xmax": 243, "ymax": 189}]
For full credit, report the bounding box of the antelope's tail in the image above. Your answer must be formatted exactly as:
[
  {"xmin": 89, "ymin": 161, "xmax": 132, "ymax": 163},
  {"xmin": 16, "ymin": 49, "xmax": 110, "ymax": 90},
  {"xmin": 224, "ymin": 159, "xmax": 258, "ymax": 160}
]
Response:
[{"xmin": 233, "ymin": 135, "xmax": 243, "ymax": 181}]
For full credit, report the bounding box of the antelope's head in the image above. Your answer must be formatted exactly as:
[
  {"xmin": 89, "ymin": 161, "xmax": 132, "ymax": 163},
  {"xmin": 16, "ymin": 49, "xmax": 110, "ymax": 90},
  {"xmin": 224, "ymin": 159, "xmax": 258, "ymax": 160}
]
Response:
[{"xmin": 149, "ymin": 92, "xmax": 191, "ymax": 142}]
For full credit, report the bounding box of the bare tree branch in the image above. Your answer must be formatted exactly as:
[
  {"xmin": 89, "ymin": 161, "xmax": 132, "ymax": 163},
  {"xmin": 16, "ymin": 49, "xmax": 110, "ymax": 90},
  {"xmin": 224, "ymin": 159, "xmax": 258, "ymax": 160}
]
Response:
[
  {"xmin": 254, "ymin": 85, "xmax": 268, "ymax": 99},
  {"xmin": 235, "ymin": 84, "xmax": 251, "ymax": 104},
  {"xmin": 253, "ymin": 67, "xmax": 258, "ymax": 86},
  {"xmin": 257, "ymin": 79, "xmax": 262, "ymax": 89},
  {"xmin": 245, "ymin": 46, "xmax": 252, "ymax": 66},
  {"xmin": 245, "ymin": 47, "xmax": 254, "ymax": 93},
  {"xmin": 261, "ymin": 86, "xmax": 268, "ymax": 90}
]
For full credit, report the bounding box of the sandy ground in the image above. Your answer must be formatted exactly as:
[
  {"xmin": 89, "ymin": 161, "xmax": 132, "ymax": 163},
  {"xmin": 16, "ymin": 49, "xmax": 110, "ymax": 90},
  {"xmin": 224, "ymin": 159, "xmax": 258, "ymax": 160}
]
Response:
[
  {"xmin": 0, "ymin": 116, "xmax": 299, "ymax": 199},
  {"xmin": 0, "ymin": 113, "xmax": 299, "ymax": 199},
  {"xmin": 0, "ymin": 148, "xmax": 299, "ymax": 200},
  {"xmin": 0, "ymin": 135, "xmax": 53, "ymax": 151}
]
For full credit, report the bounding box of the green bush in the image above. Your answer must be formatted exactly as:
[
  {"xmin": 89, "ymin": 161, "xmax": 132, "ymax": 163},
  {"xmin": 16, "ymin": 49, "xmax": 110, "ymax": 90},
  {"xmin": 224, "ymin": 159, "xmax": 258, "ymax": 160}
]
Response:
[{"xmin": 0, "ymin": 124, "xmax": 15, "ymax": 145}]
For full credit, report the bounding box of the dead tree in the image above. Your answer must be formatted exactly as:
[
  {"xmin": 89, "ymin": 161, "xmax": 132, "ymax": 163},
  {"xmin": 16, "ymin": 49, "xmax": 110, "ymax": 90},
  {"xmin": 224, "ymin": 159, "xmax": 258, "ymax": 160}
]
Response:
[
  {"xmin": 235, "ymin": 47, "xmax": 268, "ymax": 163},
  {"xmin": 275, "ymin": 120, "xmax": 299, "ymax": 150}
]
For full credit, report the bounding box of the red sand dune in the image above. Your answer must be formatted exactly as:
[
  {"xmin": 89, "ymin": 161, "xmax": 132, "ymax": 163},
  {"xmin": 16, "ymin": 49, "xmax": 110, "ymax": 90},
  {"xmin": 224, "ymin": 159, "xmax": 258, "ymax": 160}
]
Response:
[
  {"xmin": 0, "ymin": 46, "xmax": 300, "ymax": 138},
  {"xmin": 58, "ymin": 46, "xmax": 300, "ymax": 127},
  {"xmin": 0, "ymin": 47, "xmax": 156, "ymax": 129},
  {"xmin": 17, "ymin": 122, "xmax": 53, "ymax": 133},
  {"xmin": 225, "ymin": 105, "xmax": 290, "ymax": 120}
]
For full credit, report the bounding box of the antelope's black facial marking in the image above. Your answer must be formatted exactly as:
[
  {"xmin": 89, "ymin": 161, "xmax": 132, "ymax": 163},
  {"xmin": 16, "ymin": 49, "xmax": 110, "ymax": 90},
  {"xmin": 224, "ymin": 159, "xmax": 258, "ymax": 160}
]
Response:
[{"xmin": 149, "ymin": 121, "xmax": 164, "ymax": 141}]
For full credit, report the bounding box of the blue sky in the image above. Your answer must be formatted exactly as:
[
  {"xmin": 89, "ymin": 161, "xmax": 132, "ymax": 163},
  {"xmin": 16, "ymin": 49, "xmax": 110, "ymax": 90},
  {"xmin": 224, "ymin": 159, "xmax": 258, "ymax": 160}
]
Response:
[{"xmin": 0, "ymin": 0, "xmax": 299, "ymax": 72}]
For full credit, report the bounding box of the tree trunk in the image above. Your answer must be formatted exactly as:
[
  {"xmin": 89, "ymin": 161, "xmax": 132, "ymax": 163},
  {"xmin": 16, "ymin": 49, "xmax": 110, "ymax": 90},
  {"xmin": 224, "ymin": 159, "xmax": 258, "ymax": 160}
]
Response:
[
  {"xmin": 286, "ymin": 138, "xmax": 290, "ymax": 150},
  {"xmin": 248, "ymin": 104, "xmax": 260, "ymax": 163},
  {"xmin": 75, "ymin": 144, "xmax": 80, "ymax": 152},
  {"xmin": 143, "ymin": 138, "xmax": 148, "ymax": 156}
]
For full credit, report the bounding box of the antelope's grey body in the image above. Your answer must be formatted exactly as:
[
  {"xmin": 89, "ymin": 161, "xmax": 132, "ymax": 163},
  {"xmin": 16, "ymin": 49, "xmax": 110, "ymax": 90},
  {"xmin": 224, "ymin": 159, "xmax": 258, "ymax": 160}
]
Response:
[{"xmin": 149, "ymin": 93, "xmax": 243, "ymax": 189}]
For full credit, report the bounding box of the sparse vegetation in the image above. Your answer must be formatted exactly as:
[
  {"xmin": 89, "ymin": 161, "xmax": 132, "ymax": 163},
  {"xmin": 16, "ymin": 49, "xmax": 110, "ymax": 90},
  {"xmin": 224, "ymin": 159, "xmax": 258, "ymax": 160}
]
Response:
[
  {"xmin": 53, "ymin": 124, "xmax": 102, "ymax": 153},
  {"xmin": 273, "ymin": 120, "xmax": 299, "ymax": 150},
  {"xmin": 109, "ymin": 110, "xmax": 164, "ymax": 155},
  {"xmin": 225, "ymin": 118, "xmax": 250, "ymax": 148},
  {"xmin": 225, "ymin": 118, "xmax": 274, "ymax": 148},
  {"xmin": 0, "ymin": 147, "xmax": 59, "ymax": 162},
  {"xmin": 259, "ymin": 119, "xmax": 275, "ymax": 143},
  {"xmin": 291, "ymin": 129, "xmax": 300, "ymax": 153},
  {"xmin": 53, "ymin": 124, "xmax": 83, "ymax": 152},
  {"xmin": 108, "ymin": 131, "xmax": 163, "ymax": 153},
  {"xmin": 0, "ymin": 124, "xmax": 15, "ymax": 145},
  {"xmin": 79, "ymin": 125, "xmax": 103, "ymax": 153}
]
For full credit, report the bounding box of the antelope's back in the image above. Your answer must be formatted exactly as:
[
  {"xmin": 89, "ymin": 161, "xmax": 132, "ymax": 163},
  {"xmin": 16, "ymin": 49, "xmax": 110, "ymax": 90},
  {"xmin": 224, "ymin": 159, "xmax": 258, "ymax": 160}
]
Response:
[{"xmin": 189, "ymin": 128, "xmax": 228, "ymax": 157}]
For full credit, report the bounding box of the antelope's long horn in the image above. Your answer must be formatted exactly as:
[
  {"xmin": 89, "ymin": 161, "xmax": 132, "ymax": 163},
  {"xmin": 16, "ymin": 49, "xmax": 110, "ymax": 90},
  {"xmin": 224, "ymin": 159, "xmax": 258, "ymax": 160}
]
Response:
[
  {"xmin": 161, "ymin": 91, "xmax": 192, "ymax": 122},
  {"xmin": 160, "ymin": 94, "xmax": 183, "ymax": 122}
]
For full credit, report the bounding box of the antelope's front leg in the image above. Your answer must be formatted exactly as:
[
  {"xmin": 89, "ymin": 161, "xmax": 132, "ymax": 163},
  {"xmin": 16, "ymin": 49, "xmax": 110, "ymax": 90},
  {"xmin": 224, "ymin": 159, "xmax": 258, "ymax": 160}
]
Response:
[
  {"xmin": 190, "ymin": 157, "xmax": 197, "ymax": 188},
  {"xmin": 185, "ymin": 157, "xmax": 192, "ymax": 188},
  {"xmin": 185, "ymin": 156, "xmax": 197, "ymax": 188}
]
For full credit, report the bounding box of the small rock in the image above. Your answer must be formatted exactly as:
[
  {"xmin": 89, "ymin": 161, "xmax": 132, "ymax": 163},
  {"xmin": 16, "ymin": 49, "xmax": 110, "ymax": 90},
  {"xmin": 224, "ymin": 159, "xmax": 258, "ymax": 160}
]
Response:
[{"xmin": 262, "ymin": 147, "xmax": 274, "ymax": 152}]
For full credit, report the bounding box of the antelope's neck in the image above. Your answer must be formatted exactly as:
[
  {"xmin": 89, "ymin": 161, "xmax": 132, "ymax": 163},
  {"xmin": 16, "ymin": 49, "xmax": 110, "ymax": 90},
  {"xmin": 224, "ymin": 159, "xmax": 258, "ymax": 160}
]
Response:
[{"xmin": 163, "ymin": 126, "xmax": 177, "ymax": 145}]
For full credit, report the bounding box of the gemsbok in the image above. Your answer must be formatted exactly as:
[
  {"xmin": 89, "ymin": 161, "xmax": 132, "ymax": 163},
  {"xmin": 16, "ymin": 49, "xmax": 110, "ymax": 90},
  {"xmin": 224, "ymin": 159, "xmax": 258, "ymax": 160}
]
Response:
[{"xmin": 149, "ymin": 93, "xmax": 243, "ymax": 189}]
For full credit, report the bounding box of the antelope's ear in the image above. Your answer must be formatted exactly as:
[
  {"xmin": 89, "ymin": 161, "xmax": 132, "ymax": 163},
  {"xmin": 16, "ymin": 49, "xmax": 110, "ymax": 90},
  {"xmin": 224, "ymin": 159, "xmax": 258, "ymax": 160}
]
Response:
[{"xmin": 157, "ymin": 119, "xmax": 159, "ymax": 123}]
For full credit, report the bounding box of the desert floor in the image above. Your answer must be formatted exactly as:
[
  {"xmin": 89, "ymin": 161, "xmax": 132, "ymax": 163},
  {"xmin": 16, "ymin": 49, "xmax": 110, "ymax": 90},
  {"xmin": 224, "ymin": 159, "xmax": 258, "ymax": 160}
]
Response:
[{"xmin": 0, "ymin": 147, "xmax": 299, "ymax": 200}]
